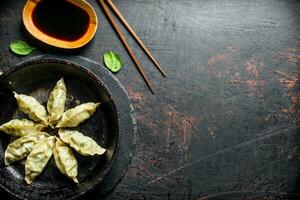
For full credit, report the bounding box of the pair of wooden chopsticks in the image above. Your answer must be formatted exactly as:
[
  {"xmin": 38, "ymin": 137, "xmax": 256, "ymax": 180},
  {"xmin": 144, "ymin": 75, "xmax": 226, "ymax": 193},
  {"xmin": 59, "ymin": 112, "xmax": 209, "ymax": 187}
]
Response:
[{"xmin": 98, "ymin": 0, "xmax": 166, "ymax": 94}]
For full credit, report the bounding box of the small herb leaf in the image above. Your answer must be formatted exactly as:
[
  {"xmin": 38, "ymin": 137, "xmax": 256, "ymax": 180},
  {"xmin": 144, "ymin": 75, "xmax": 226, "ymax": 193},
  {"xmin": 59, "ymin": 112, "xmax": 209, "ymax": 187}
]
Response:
[
  {"xmin": 10, "ymin": 40, "xmax": 36, "ymax": 56},
  {"xmin": 103, "ymin": 51, "xmax": 123, "ymax": 73}
]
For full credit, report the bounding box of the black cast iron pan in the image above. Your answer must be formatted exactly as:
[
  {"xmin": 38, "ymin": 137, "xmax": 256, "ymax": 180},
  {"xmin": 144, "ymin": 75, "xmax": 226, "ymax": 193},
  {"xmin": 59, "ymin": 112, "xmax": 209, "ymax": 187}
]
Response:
[{"xmin": 0, "ymin": 58, "xmax": 121, "ymax": 199}]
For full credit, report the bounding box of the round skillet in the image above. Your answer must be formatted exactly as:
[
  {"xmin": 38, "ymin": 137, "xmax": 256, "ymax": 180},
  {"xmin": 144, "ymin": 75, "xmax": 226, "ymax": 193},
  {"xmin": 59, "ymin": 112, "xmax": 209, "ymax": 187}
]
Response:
[{"xmin": 0, "ymin": 58, "xmax": 128, "ymax": 199}]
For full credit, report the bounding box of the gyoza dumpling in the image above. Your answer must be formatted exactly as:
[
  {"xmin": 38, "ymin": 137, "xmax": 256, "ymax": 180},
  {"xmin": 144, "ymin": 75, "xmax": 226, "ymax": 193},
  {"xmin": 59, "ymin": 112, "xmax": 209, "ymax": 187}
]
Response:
[
  {"xmin": 25, "ymin": 136, "xmax": 55, "ymax": 184},
  {"xmin": 0, "ymin": 119, "xmax": 45, "ymax": 137},
  {"xmin": 53, "ymin": 137, "xmax": 78, "ymax": 183},
  {"xmin": 5, "ymin": 133, "xmax": 49, "ymax": 165},
  {"xmin": 47, "ymin": 78, "xmax": 67, "ymax": 127},
  {"xmin": 58, "ymin": 129, "xmax": 106, "ymax": 156},
  {"xmin": 14, "ymin": 92, "xmax": 48, "ymax": 125},
  {"xmin": 56, "ymin": 102, "xmax": 100, "ymax": 128}
]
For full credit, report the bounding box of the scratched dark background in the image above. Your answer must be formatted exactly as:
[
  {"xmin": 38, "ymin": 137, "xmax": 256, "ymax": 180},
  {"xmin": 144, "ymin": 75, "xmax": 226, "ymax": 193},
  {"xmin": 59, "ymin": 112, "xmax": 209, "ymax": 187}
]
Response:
[{"xmin": 0, "ymin": 0, "xmax": 300, "ymax": 199}]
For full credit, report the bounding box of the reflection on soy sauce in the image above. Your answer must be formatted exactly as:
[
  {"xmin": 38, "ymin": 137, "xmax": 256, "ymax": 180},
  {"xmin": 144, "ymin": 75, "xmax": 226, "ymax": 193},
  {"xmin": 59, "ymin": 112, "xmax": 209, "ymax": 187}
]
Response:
[{"xmin": 32, "ymin": 0, "xmax": 90, "ymax": 41}]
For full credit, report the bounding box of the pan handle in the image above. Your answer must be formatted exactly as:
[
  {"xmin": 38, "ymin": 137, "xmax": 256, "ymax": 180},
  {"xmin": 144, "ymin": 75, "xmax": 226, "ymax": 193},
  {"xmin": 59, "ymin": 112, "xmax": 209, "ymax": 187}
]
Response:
[
  {"xmin": 0, "ymin": 67, "xmax": 13, "ymax": 93},
  {"xmin": 0, "ymin": 67, "xmax": 10, "ymax": 79}
]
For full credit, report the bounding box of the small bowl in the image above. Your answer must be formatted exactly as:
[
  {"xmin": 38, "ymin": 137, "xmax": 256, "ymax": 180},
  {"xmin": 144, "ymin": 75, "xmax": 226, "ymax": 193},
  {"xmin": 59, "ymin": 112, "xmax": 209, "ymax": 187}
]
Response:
[{"xmin": 22, "ymin": 0, "xmax": 98, "ymax": 49}]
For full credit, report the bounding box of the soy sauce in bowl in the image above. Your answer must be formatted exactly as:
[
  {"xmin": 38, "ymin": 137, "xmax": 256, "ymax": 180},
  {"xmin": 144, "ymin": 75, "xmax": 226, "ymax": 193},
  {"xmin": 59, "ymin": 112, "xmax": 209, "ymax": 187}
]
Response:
[{"xmin": 32, "ymin": 0, "xmax": 90, "ymax": 42}]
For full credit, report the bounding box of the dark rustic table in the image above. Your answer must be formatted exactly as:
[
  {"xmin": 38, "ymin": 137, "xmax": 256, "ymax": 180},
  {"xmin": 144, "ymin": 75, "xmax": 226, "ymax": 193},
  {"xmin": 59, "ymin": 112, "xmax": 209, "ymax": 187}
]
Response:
[{"xmin": 1, "ymin": 0, "xmax": 299, "ymax": 199}]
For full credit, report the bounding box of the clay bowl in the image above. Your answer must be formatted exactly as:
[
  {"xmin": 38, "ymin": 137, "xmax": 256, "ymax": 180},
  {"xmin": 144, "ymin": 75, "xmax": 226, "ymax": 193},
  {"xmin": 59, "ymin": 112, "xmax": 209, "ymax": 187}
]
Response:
[
  {"xmin": 0, "ymin": 58, "xmax": 120, "ymax": 199},
  {"xmin": 22, "ymin": 0, "xmax": 98, "ymax": 49}
]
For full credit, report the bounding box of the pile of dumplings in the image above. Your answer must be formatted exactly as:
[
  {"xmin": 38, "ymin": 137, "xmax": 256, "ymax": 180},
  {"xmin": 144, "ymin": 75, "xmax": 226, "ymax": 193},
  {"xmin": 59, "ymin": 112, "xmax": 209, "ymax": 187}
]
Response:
[{"xmin": 0, "ymin": 78, "xmax": 106, "ymax": 184}]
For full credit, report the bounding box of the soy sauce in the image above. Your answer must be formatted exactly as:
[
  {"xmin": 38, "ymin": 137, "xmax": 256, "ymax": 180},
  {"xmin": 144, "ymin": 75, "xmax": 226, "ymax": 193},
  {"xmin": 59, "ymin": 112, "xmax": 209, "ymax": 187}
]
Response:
[{"xmin": 32, "ymin": 0, "xmax": 90, "ymax": 41}]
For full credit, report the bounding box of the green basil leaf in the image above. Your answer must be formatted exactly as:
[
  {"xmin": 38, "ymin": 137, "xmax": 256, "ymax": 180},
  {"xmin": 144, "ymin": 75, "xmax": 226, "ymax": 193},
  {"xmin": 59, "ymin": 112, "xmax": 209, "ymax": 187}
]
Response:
[
  {"xmin": 10, "ymin": 40, "xmax": 36, "ymax": 56},
  {"xmin": 103, "ymin": 51, "xmax": 123, "ymax": 73}
]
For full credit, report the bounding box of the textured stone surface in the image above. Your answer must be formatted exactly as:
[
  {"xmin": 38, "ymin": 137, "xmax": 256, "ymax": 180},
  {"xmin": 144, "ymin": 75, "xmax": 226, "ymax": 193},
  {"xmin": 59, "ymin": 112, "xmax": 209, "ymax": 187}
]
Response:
[{"xmin": 0, "ymin": 0, "xmax": 299, "ymax": 199}]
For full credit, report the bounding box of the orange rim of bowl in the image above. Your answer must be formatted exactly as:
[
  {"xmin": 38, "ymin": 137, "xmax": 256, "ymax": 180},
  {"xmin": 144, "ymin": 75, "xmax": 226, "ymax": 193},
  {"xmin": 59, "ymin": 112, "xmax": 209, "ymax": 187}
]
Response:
[{"xmin": 22, "ymin": 0, "xmax": 98, "ymax": 49}]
